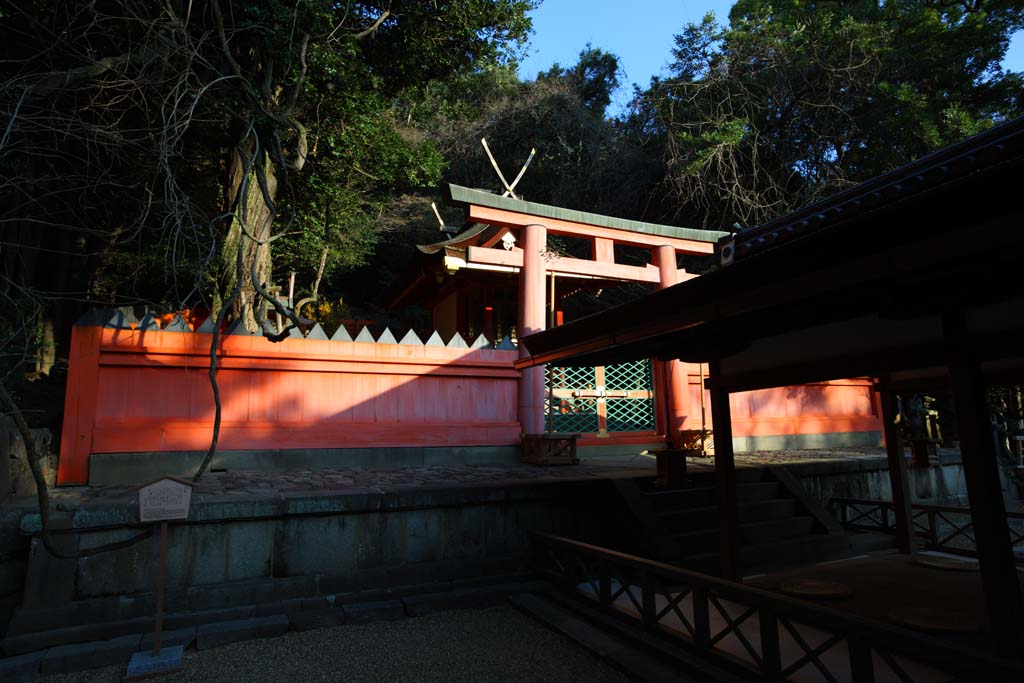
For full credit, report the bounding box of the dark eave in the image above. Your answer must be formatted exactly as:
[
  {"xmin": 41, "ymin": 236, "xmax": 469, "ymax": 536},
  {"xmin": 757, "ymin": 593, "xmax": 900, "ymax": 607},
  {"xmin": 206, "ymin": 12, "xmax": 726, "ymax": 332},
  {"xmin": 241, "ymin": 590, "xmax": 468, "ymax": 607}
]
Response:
[
  {"xmin": 726, "ymin": 115, "xmax": 1024, "ymax": 264},
  {"xmin": 416, "ymin": 223, "xmax": 498, "ymax": 254},
  {"xmin": 517, "ymin": 114, "xmax": 1024, "ymax": 370}
]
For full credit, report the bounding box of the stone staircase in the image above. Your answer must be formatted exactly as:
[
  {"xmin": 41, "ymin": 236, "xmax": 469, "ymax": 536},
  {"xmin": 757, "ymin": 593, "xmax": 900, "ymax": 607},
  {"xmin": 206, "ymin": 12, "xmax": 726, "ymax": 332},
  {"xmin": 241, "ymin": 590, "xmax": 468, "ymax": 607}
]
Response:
[{"xmin": 614, "ymin": 467, "xmax": 850, "ymax": 575}]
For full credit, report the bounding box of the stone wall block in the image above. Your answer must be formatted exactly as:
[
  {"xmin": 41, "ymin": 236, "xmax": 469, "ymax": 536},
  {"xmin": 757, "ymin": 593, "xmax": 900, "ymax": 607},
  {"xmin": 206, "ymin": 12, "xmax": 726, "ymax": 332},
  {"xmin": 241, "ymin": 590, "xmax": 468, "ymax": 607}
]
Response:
[{"xmin": 279, "ymin": 517, "xmax": 359, "ymax": 577}]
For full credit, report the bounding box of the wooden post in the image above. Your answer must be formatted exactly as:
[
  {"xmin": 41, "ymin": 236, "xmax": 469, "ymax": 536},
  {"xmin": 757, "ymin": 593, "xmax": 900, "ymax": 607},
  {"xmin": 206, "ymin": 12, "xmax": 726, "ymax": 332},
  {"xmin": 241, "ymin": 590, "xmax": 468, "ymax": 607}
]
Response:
[
  {"xmin": 708, "ymin": 359, "xmax": 739, "ymax": 580},
  {"xmin": 641, "ymin": 571, "xmax": 656, "ymax": 627},
  {"xmin": 847, "ymin": 635, "xmax": 876, "ymax": 683},
  {"xmin": 944, "ymin": 313, "xmax": 1024, "ymax": 658},
  {"xmin": 693, "ymin": 587, "xmax": 711, "ymax": 649},
  {"xmin": 598, "ymin": 559, "xmax": 612, "ymax": 606},
  {"xmin": 154, "ymin": 520, "xmax": 168, "ymax": 656},
  {"xmin": 517, "ymin": 223, "xmax": 547, "ymax": 435},
  {"xmin": 57, "ymin": 324, "xmax": 104, "ymax": 485},
  {"xmin": 758, "ymin": 611, "xmax": 783, "ymax": 681},
  {"xmin": 878, "ymin": 380, "xmax": 914, "ymax": 554},
  {"xmin": 595, "ymin": 365, "xmax": 608, "ymax": 436},
  {"xmin": 654, "ymin": 245, "xmax": 689, "ymax": 447}
]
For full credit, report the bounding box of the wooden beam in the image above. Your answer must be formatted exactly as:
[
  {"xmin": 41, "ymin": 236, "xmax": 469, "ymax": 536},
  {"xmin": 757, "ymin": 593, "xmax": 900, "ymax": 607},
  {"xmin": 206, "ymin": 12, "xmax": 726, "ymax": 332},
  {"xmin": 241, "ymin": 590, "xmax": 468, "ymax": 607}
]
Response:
[
  {"xmin": 708, "ymin": 359, "xmax": 739, "ymax": 580},
  {"xmin": 467, "ymin": 246, "xmax": 662, "ymax": 283},
  {"xmin": 467, "ymin": 205, "xmax": 716, "ymax": 254},
  {"xmin": 593, "ymin": 237, "xmax": 614, "ymax": 263},
  {"xmin": 877, "ymin": 379, "xmax": 914, "ymax": 555},
  {"xmin": 944, "ymin": 314, "xmax": 1024, "ymax": 658},
  {"xmin": 696, "ymin": 326, "xmax": 1024, "ymax": 394}
]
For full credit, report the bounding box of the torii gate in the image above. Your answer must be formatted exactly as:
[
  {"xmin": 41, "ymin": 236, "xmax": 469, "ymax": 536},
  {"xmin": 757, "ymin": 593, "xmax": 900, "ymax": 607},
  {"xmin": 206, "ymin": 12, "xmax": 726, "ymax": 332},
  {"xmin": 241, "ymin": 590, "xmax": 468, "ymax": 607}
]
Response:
[{"xmin": 439, "ymin": 183, "xmax": 730, "ymax": 440}]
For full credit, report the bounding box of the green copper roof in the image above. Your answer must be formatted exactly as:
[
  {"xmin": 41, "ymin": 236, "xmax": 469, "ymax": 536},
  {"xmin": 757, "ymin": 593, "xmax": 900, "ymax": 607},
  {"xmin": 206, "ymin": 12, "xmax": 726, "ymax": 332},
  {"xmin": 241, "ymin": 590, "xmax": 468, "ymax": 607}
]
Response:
[{"xmin": 442, "ymin": 184, "xmax": 730, "ymax": 243}]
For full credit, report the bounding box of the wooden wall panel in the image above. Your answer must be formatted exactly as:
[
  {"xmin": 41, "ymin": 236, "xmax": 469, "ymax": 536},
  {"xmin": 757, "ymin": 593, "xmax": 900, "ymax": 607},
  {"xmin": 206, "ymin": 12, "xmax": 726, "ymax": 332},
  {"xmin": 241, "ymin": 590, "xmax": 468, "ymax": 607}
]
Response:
[
  {"xmin": 58, "ymin": 326, "xmax": 883, "ymax": 485},
  {"xmin": 58, "ymin": 327, "xmax": 522, "ymax": 484}
]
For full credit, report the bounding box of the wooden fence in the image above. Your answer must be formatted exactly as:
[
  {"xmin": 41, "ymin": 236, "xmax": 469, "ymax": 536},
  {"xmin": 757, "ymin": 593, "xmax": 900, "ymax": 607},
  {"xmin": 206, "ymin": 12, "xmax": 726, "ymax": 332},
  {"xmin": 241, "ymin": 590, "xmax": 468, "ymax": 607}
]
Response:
[
  {"xmin": 57, "ymin": 311, "xmax": 883, "ymax": 486},
  {"xmin": 832, "ymin": 497, "xmax": 1024, "ymax": 564},
  {"xmin": 533, "ymin": 532, "xmax": 1024, "ymax": 682},
  {"xmin": 57, "ymin": 317, "xmax": 521, "ymax": 485}
]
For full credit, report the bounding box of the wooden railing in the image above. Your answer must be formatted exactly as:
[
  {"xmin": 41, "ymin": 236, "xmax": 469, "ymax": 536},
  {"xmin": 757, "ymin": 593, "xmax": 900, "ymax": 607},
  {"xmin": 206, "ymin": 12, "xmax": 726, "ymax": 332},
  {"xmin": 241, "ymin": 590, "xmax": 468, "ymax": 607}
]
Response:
[
  {"xmin": 532, "ymin": 532, "xmax": 1024, "ymax": 683},
  {"xmin": 831, "ymin": 497, "xmax": 1024, "ymax": 563}
]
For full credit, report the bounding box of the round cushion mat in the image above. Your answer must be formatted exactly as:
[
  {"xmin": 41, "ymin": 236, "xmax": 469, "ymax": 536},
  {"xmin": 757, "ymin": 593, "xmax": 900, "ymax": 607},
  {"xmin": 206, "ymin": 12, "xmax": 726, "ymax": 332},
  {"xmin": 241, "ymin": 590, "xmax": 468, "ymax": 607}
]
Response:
[
  {"xmin": 888, "ymin": 607, "xmax": 980, "ymax": 634},
  {"xmin": 913, "ymin": 555, "xmax": 979, "ymax": 572},
  {"xmin": 779, "ymin": 578, "xmax": 854, "ymax": 599}
]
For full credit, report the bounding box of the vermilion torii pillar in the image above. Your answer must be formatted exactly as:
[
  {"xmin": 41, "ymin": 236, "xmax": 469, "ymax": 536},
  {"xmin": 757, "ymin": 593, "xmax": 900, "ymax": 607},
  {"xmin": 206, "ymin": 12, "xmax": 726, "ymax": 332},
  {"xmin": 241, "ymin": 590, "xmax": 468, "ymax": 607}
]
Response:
[
  {"xmin": 654, "ymin": 245, "xmax": 690, "ymax": 446},
  {"xmin": 518, "ymin": 223, "xmax": 547, "ymax": 434}
]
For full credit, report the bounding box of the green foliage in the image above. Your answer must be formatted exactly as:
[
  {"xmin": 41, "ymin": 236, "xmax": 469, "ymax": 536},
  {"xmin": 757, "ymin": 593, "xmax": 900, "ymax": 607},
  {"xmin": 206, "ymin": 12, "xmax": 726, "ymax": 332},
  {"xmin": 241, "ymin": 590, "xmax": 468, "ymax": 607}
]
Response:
[
  {"xmin": 274, "ymin": 89, "xmax": 446, "ymax": 285},
  {"xmin": 429, "ymin": 46, "xmax": 640, "ymax": 213},
  {"xmin": 633, "ymin": 0, "xmax": 1024, "ymax": 228},
  {"xmin": 5, "ymin": 0, "xmax": 1024, "ymax": 359},
  {"xmin": 539, "ymin": 45, "xmax": 622, "ymax": 115},
  {"xmin": 0, "ymin": 0, "xmax": 537, "ymax": 345}
]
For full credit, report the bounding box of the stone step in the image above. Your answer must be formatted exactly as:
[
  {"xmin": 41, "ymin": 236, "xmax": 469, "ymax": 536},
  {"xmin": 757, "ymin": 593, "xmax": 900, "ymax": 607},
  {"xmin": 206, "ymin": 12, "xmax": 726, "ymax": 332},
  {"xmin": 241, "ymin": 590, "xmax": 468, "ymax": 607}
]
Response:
[
  {"xmin": 685, "ymin": 468, "xmax": 769, "ymax": 485},
  {"xmin": 659, "ymin": 498, "xmax": 798, "ymax": 531},
  {"xmin": 671, "ymin": 516, "xmax": 817, "ymax": 555},
  {"xmin": 1, "ymin": 575, "xmax": 547, "ymax": 657},
  {"xmin": 646, "ymin": 481, "xmax": 781, "ymax": 512},
  {"xmin": 848, "ymin": 531, "xmax": 899, "ymax": 554},
  {"xmin": 509, "ymin": 592, "xmax": 706, "ymax": 683},
  {"xmin": 681, "ymin": 533, "xmax": 851, "ymax": 576},
  {"xmin": 535, "ymin": 590, "xmax": 751, "ymax": 683}
]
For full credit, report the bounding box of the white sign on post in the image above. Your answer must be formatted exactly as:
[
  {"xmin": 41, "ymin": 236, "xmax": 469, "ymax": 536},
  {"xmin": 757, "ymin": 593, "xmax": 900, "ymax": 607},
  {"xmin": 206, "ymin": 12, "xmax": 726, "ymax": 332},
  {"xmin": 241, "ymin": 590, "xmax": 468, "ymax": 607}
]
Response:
[
  {"xmin": 139, "ymin": 476, "xmax": 194, "ymax": 523},
  {"xmin": 127, "ymin": 475, "xmax": 195, "ymax": 680}
]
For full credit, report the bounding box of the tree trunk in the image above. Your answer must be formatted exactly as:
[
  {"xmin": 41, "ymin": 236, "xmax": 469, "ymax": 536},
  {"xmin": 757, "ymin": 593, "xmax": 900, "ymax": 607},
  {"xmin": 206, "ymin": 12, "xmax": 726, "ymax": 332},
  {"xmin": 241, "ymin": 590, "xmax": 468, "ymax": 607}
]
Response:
[{"xmin": 215, "ymin": 143, "xmax": 277, "ymax": 330}]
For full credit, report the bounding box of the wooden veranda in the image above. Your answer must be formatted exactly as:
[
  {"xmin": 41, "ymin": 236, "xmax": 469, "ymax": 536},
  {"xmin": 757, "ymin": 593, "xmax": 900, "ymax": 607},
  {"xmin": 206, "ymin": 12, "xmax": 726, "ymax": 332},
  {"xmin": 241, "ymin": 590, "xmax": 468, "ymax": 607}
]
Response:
[{"xmin": 516, "ymin": 115, "xmax": 1024, "ymax": 660}]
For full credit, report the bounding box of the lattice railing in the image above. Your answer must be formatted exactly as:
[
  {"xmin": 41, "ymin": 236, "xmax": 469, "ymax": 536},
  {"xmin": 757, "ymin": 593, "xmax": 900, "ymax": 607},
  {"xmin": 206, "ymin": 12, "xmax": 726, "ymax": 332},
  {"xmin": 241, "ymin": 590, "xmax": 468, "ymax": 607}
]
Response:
[
  {"xmin": 832, "ymin": 497, "xmax": 1024, "ymax": 563},
  {"xmin": 545, "ymin": 365, "xmax": 599, "ymax": 433},
  {"xmin": 605, "ymin": 396, "xmax": 655, "ymax": 432},
  {"xmin": 605, "ymin": 360, "xmax": 656, "ymax": 432},
  {"xmin": 533, "ymin": 532, "xmax": 1024, "ymax": 683},
  {"xmin": 604, "ymin": 360, "xmax": 650, "ymax": 390},
  {"xmin": 544, "ymin": 361, "xmax": 656, "ymax": 434}
]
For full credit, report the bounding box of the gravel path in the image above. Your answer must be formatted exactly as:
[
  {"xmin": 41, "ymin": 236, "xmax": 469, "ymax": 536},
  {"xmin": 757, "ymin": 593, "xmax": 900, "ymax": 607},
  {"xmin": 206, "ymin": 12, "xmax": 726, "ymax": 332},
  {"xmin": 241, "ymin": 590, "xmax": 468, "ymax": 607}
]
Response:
[{"xmin": 38, "ymin": 607, "xmax": 629, "ymax": 683}]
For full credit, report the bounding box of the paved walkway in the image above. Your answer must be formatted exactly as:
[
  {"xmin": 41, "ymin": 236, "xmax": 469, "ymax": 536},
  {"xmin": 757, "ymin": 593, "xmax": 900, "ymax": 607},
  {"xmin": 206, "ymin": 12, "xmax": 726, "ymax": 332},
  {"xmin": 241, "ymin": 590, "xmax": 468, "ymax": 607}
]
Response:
[
  {"xmin": 37, "ymin": 607, "xmax": 630, "ymax": 683},
  {"xmin": 5, "ymin": 447, "xmax": 894, "ymax": 514}
]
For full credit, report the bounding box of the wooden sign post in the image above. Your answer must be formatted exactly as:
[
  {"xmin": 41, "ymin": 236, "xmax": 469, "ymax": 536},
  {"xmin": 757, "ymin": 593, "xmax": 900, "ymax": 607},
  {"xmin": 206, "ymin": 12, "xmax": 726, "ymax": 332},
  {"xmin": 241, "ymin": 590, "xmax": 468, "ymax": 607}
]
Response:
[{"xmin": 126, "ymin": 476, "xmax": 194, "ymax": 680}]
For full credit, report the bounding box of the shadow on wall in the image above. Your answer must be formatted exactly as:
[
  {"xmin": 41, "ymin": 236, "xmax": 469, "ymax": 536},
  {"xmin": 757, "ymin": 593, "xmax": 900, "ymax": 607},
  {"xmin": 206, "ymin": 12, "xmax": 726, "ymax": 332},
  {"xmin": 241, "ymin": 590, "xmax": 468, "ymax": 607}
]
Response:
[
  {"xmin": 60, "ymin": 323, "xmax": 522, "ymax": 485},
  {"xmin": 61, "ymin": 318, "xmax": 883, "ymax": 485}
]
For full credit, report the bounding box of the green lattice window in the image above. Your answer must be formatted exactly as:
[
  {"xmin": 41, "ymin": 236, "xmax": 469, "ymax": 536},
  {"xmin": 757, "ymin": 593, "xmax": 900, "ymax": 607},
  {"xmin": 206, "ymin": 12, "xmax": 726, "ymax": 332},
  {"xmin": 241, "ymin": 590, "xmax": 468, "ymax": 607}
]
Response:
[
  {"xmin": 606, "ymin": 360, "xmax": 656, "ymax": 432},
  {"xmin": 545, "ymin": 360, "xmax": 655, "ymax": 434},
  {"xmin": 545, "ymin": 365, "xmax": 599, "ymax": 433},
  {"xmin": 605, "ymin": 360, "xmax": 650, "ymax": 391}
]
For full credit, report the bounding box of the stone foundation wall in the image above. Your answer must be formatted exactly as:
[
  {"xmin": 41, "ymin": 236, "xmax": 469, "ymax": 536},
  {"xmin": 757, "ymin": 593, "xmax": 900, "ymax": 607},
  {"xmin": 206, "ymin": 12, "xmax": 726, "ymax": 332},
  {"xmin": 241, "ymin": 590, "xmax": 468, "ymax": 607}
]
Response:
[
  {"xmin": 2, "ymin": 423, "xmax": 56, "ymax": 501},
  {"xmin": 784, "ymin": 453, "xmax": 1022, "ymax": 507},
  {"xmin": 9, "ymin": 479, "xmax": 611, "ymax": 624}
]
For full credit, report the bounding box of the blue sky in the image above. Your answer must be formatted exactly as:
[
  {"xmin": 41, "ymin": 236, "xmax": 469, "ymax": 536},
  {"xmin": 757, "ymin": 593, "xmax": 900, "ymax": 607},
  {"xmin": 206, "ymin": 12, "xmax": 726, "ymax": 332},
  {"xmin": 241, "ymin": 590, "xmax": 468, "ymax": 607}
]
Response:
[{"xmin": 517, "ymin": 0, "xmax": 1024, "ymax": 117}]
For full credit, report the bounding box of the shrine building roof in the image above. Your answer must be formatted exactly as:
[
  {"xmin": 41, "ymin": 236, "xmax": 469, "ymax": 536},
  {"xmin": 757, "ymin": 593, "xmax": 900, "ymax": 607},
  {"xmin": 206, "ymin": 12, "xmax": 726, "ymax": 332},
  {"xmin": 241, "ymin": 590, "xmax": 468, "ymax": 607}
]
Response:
[{"xmin": 441, "ymin": 184, "xmax": 730, "ymax": 244}]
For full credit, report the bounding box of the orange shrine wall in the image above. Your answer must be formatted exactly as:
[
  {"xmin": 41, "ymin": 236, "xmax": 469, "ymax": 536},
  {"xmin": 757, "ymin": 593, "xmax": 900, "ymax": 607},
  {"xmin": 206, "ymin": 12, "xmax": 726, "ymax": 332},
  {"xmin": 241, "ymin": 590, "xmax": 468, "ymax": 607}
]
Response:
[
  {"xmin": 58, "ymin": 327, "xmax": 881, "ymax": 485},
  {"xmin": 58, "ymin": 326, "xmax": 521, "ymax": 485},
  {"xmin": 682, "ymin": 367, "xmax": 881, "ymax": 439}
]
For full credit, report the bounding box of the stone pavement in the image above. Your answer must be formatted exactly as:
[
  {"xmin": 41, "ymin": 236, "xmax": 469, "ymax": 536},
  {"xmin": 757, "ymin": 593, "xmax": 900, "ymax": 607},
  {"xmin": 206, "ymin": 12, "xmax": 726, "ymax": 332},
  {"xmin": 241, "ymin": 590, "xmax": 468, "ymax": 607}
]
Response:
[
  {"xmin": 34, "ymin": 606, "xmax": 632, "ymax": 683},
  {"xmin": 1, "ymin": 447, "xmax": 895, "ymax": 519}
]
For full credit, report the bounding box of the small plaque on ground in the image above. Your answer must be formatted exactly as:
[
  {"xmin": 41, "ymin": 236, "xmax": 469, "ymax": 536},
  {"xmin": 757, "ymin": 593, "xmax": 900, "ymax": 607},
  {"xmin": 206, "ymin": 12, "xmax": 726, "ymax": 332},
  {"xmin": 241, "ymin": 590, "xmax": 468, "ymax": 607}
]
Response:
[
  {"xmin": 125, "ymin": 644, "xmax": 184, "ymax": 680},
  {"xmin": 139, "ymin": 476, "xmax": 194, "ymax": 522},
  {"xmin": 913, "ymin": 555, "xmax": 978, "ymax": 572},
  {"xmin": 779, "ymin": 578, "xmax": 854, "ymax": 599},
  {"xmin": 888, "ymin": 607, "xmax": 980, "ymax": 634}
]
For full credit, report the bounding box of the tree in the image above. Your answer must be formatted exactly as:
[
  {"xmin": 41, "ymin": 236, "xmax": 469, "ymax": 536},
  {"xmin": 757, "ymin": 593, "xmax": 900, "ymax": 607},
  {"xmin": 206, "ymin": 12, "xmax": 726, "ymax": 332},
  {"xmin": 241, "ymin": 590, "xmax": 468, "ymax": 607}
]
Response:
[
  {"xmin": 538, "ymin": 44, "xmax": 622, "ymax": 116},
  {"xmin": 0, "ymin": 0, "xmax": 536, "ymax": 356},
  {"xmin": 427, "ymin": 46, "xmax": 635, "ymax": 213},
  {"xmin": 0, "ymin": 0, "xmax": 536, "ymax": 551},
  {"xmin": 631, "ymin": 0, "xmax": 1024, "ymax": 229}
]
